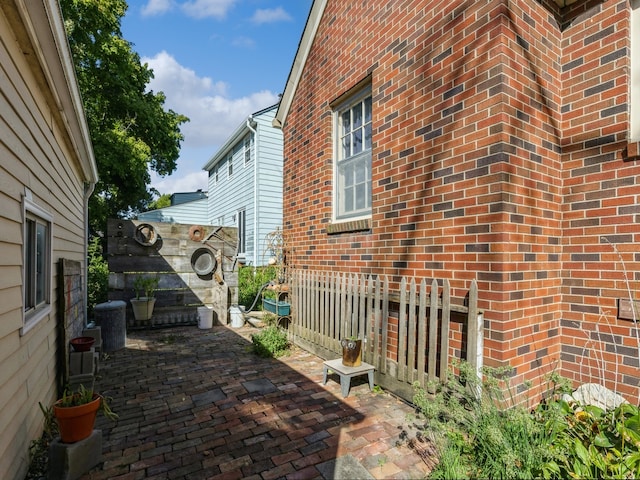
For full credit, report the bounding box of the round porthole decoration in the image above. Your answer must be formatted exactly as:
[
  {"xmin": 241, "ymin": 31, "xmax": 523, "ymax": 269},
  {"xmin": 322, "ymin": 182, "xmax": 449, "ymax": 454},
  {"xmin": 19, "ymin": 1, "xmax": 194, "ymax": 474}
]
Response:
[
  {"xmin": 134, "ymin": 223, "xmax": 157, "ymax": 246},
  {"xmin": 189, "ymin": 225, "xmax": 206, "ymax": 242},
  {"xmin": 191, "ymin": 248, "xmax": 217, "ymax": 276}
]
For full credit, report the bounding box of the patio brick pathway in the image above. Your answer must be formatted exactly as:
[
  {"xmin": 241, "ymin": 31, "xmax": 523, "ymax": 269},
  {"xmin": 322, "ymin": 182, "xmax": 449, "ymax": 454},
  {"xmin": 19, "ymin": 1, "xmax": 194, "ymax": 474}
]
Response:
[{"xmin": 80, "ymin": 323, "xmax": 436, "ymax": 479}]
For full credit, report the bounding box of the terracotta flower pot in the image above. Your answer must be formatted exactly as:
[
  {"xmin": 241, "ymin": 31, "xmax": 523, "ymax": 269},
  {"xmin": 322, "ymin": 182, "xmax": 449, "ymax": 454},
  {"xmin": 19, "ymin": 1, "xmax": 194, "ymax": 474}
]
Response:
[
  {"xmin": 341, "ymin": 339, "xmax": 362, "ymax": 367},
  {"xmin": 53, "ymin": 394, "xmax": 101, "ymax": 443},
  {"xmin": 70, "ymin": 336, "xmax": 95, "ymax": 352}
]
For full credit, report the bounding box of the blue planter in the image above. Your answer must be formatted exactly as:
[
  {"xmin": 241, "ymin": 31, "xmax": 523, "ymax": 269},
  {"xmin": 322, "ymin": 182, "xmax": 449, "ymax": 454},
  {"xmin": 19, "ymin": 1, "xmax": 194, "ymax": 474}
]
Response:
[{"xmin": 263, "ymin": 298, "xmax": 290, "ymax": 316}]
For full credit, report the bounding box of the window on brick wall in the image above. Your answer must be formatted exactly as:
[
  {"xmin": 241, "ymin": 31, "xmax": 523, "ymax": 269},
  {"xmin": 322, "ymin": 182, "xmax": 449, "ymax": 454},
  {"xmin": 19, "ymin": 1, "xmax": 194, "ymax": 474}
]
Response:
[
  {"xmin": 333, "ymin": 88, "xmax": 372, "ymax": 220},
  {"xmin": 23, "ymin": 193, "xmax": 52, "ymax": 335},
  {"xmin": 631, "ymin": 0, "xmax": 640, "ymax": 140}
]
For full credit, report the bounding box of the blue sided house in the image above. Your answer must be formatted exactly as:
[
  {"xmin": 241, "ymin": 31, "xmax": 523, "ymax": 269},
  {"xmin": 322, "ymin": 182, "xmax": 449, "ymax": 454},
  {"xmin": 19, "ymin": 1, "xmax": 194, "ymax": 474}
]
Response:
[{"xmin": 203, "ymin": 103, "xmax": 283, "ymax": 266}]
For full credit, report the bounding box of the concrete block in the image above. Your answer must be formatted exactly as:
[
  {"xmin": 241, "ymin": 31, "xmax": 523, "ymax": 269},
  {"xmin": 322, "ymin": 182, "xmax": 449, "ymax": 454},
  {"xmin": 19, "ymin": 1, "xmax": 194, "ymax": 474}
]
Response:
[
  {"xmin": 82, "ymin": 326, "xmax": 103, "ymax": 354},
  {"xmin": 69, "ymin": 351, "xmax": 95, "ymax": 376},
  {"xmin": 48, "ymin": 429, "xmax": 102, "ymax": 480}
]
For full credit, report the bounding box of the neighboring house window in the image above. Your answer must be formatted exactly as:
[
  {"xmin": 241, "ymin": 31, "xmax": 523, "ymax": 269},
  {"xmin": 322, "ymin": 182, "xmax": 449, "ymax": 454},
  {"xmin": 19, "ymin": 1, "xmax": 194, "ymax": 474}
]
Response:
[
  {"xmin": 228, "ymin": 154, "xmax": 233, "ymax": 178},
  {"xmin": 215, "ymin": 165, "xmax": 219, "ymax": 184},
  {"xmin": 237, "ymin": 209, "xmax": 246, "ymax": 254},
  {"xmin": 244, "ymin": 137, "xmax": 252, "ymax": 166},
  {"xmin": 334, "ymin": 89, "xmax": 372, "ymax": 220},
  {"xmin": 218, "ymin": 215, "xmax": 224, "ymax": 225},
  {"xmin": 23, "ymin": 195, "xmax": 52, "ymax": 334},
  {"xmin": 631, "ymin": 0, "xmax": 640, "ymax": 140}
]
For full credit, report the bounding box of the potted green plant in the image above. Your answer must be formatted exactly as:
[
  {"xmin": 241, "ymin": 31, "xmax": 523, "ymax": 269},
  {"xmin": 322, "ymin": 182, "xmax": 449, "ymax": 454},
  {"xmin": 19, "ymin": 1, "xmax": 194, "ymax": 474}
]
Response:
[
  {"xmin": 341, "ymin": 336, "xmax": 362, "ymax": 367},
  {"xmin": 130, "ymin": 275, "xmax": 159, "ymax": 321},
  {"xmin": 53, "ymin": 384, "xmax": 118, "ymax": 443}
]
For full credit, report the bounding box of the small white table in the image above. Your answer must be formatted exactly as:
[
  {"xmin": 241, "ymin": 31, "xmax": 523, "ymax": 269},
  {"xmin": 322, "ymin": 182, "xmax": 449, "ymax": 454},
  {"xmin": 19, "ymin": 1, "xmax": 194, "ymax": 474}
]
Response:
[{"xmin": 322, "ymin": 358, "xmax": 375, "ymax": 398}]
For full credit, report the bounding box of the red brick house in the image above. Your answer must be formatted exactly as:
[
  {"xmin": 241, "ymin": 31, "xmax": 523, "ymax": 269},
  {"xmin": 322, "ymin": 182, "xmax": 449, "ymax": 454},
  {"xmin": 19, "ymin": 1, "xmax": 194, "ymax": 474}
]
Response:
[{"xmin": 274, "ymin": 0, "xmax": 640, "ymax": 402}]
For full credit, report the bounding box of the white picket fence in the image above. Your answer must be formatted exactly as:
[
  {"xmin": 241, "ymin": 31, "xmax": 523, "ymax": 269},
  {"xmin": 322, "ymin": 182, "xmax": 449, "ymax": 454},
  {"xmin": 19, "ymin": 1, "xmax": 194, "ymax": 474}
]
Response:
[{"xmin": 289, "ymin": 270, "xmax": 483, "ymax": 401}]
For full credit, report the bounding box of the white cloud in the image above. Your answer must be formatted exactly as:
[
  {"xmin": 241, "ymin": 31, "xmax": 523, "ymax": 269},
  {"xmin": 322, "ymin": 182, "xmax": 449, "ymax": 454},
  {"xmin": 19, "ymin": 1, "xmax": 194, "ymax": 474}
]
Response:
[
  {"xmin": 181, "ymin": 0, "xmax": 238, "ymax": 19},
  {"xmin": 143, "ymin": 51, "xmax": 278, "ymax": 147},
  {"xmin": 141, "ymin": 0, "xmax": 174, "ymax": 16},
  {"xmin": 142, "ymin": 51, "xmax": 279, "ymax": 194},
  {"xmin": 231, "ymin": 36, "xmax": 255, "ymax": 48},
  {"xmin": 250, "ymin": 7, "xmax": 292, "ymax": 24},
  {"xmin": 150, "ymin": 170, "xmax": 208, "ymax": 194}
]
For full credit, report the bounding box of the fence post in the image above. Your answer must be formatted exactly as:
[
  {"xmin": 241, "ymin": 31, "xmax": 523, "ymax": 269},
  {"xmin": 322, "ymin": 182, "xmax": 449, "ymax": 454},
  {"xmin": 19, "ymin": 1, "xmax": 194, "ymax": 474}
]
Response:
[
  {"xmin": 428, "ymin": 278, "xmax": 438, "ymax": 393},
  {"xmin": 440, "ymin": 278, "xmax": 451, "ymax": 385},
  {"xmin": 467, "ymin": 279, "xmax": 482, "ymax": 397}
]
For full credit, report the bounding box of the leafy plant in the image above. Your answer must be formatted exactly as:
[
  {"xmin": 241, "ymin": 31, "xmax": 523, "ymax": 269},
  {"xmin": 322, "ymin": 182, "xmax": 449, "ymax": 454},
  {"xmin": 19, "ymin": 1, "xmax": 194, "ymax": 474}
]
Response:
[
  {"xmin": 87, "ymin": 236, "xmax": 108, "ymax": 316},
  {"xmin": 414, "ymin": 362, "xmax": 557, "ymax": 479},
  {"xmin": 414, "ymin": 363, "xmax": 640, "ymax": 479},
  {"xmin": 56, "ymin": 384, "xmax": 118, "ymax": 421},
  {"xmin": 132, "ymin": 275, "xmax": 159, "ymax": 299},
  {"xmin": 251, "ymin": 325, "xmax": 290, "ymax": 358},
  {"xmin": 544, "ymin": 401, "xmax": 640, "ymax": 479},
  {"xmin": 26, "ymin": 403, "xmax": 59, "ymax": 479},
  {"xmin": 238, "ymin": 265, "xmax": 277, "ymax": 309}
]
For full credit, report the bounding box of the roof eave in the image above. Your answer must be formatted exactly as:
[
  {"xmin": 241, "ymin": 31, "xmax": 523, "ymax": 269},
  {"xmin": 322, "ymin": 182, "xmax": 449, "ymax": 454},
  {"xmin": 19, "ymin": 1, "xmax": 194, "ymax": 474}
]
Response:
[
  {"xmin": 20, "ymin": 0, "xmax": 98, "ymax": 184},
  {"xmin": 273, "ymin": 0, "xmax": 327, "ymax": 129}
]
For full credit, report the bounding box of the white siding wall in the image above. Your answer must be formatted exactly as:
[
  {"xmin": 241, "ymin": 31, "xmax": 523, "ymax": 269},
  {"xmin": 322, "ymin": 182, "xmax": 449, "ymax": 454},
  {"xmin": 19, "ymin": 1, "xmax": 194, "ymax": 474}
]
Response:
[
  {"xmin": 0, "ymin": 5, "xmax": 92, "ymax": 479},
  {"xmin": 206, "ymin": 106, "xmax": 283, "ymax": 265},
  {"xmin": 138, "ymin": 198, "xmax": 208, "ymax": 224},
  {"xmin": 254, "ymin": 110, "xmax": 284, "ymax": 264}
]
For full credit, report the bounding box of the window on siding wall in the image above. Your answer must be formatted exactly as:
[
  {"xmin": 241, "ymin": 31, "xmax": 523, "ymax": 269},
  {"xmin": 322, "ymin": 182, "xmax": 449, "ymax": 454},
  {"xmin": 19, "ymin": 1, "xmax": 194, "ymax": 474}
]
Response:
[
  {"xmin": 244, "ymin": 137, "xmax": 251, "ymax": 166},
  {"xmin": 215, "ymin": 165, "xmax": 219, "ymax": 184},
  {"xmin": 237, "ymin": 209, "xmax": 246, "ymax": 254},
  {"xmin": 228, "ymin": 154, "xmax": 233, "ymax": 178},
  {"xmin": 334, "ymin": 89, "xmax": 372, "ymax": 220},
  {"xmin": 23, "ymin": 196, "xmax": 52, "ymax": 334},
  {"xmin": 631, "ymin": 0, "xmax": 640, "ymax": 140}
]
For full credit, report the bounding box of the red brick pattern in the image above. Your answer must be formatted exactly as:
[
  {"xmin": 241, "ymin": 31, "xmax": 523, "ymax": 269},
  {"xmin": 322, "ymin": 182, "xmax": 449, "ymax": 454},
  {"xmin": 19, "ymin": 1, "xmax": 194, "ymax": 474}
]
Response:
[{"xmin": 282, "ymin": 0, "xmax": 640, "ymax": 402}]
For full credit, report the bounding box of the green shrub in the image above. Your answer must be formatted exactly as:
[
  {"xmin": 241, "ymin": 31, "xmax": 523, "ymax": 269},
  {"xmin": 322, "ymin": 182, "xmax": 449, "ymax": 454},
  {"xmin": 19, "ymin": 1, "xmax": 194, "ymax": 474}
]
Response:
[
  {"xmin": 415, "ymin": 362, "xmax": 557, "ymax": 479},
  {"xmin": 238, "ymin": 265, "xmax": 277, "ymax": 310},
  {"xmin": 414, "ymin": 363, "xmax": 640, "ymax": 479},
  {"xmin": 87, "ymin": 236, "xmax": 108, "ymax": 316},
  {"xmin": 251, "ymin": 325, "xmax": 289, "ymax": 358}
]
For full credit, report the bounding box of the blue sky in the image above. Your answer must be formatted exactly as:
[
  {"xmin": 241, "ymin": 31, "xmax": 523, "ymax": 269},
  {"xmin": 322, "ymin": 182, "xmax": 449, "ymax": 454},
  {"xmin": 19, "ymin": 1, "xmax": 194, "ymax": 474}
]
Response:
[{"xmin": 121, "ymin": 0, "xmax": 313, "ymax": 195}]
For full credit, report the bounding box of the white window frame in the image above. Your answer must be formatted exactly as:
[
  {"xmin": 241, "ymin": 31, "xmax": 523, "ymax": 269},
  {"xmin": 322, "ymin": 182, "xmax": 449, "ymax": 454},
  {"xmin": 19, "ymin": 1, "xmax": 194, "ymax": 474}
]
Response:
[
  {"xmin": 631, "ymin": 0, "xmax": 640, "ymax": 140},
  {"xmin": 333, "ymin": 88, "xmax": 372, "ymax": 221},
  {"xmin": 237, "ymin": 208, "xmax": 246, "ymax": 254},
  {"xmin": 227, "ymin": 154, "xmax": 233, "ymax": 178},
  {"xmin": 244, "ymin": 137, "xmax": 252, "ymax": 166},
  {"xmin": 22, "ymin": 195, "xmax": 53, "ymax": 335}
]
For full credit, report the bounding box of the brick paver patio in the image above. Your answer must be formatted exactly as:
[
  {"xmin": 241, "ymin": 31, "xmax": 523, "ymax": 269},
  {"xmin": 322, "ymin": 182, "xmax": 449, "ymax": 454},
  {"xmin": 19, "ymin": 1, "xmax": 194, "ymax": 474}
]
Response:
[{"xmin": 81, "ymin": 323, "xmax": 435, "ymax": 479}]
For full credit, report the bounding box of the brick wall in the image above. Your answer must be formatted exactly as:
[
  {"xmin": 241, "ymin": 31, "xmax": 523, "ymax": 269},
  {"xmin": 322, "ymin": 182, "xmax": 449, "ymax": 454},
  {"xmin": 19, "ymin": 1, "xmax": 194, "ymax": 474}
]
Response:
[
  {"xmin": 559, "ymin": 0, "xmax": 640, "ymax": 398},
  {"xmin": 282, "ymin": 0, "xmax": 640, "ymax": 402}
]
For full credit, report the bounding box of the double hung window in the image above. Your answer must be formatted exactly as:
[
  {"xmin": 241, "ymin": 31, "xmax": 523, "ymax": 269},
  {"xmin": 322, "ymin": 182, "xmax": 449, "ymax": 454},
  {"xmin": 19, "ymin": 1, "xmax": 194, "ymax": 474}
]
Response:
[
  {"xmin": 23, "ymin": 196, "xmax": 52, "ymax": 333},
  {"xmin": 334, "ymin": 90, "xmax": 372, "ymax": 220},
  {"xmin": 244, "ymin": 137, "xmax": 252, "ymax": 166}
]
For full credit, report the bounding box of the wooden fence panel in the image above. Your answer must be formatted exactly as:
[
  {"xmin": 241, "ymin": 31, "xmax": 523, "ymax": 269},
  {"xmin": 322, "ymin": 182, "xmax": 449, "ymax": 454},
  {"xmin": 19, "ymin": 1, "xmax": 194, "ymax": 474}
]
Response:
[{"xmin": 289, "ymin": 270, "xmax": 483, "ymax": 403}]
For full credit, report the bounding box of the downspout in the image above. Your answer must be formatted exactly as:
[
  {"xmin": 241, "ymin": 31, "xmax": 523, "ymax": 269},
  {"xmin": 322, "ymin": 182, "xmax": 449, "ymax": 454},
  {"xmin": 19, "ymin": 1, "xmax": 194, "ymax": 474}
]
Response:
[
  {"xmin": 83, "ymin": 181, "xmax": 95, "ymax": 326},
  {"xmin": 246, "ymin": 116, "xmax": 258, "ymax": 267}
]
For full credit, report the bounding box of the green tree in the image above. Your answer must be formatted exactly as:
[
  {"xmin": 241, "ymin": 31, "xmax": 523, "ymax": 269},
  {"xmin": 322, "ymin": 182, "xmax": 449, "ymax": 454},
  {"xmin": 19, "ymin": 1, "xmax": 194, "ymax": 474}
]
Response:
[
  {"xmin": 61, "ymin": 0, "xmax": 189, "ymax": 234},
  {"xmin": 147, "ymin": 193, "xmax": 171, "ymax": 211}
]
